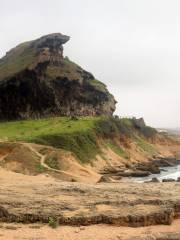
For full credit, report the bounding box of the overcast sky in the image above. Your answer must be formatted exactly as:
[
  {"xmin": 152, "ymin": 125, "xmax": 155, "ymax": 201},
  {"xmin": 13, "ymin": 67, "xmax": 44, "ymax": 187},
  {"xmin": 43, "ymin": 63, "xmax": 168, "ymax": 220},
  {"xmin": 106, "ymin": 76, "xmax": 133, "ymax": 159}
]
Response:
[{"xmin": 1, "ymin": 0, "xmax": 180, "ymax": 127}]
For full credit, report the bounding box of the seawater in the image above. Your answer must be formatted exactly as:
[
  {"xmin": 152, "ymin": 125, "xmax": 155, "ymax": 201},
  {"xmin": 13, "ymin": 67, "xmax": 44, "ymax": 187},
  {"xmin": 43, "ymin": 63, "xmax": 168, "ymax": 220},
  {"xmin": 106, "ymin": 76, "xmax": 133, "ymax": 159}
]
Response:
[{"xmin": 135, "ymin": 164, "xmax": 180, "ymax": 182}]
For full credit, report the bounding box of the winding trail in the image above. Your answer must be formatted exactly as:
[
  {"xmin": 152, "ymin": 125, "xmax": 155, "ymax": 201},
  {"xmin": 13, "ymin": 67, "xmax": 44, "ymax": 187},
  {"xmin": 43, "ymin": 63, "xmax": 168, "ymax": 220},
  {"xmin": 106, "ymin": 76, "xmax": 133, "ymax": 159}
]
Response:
[
  {"xmin": 20, "ymin": 142, "xmax": 80, "ymax": 178},
  {"xmin": 21, "ymin": 142, "xmax": 53, "ymax": 171}
]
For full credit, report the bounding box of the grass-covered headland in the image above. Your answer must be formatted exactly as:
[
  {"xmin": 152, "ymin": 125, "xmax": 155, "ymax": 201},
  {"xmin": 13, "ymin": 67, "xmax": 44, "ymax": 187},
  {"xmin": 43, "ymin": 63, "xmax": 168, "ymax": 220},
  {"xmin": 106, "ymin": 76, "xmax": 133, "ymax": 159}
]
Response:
[{"xmin": 0, "ymin": 116, "xmax": 157, "ymax": 163}]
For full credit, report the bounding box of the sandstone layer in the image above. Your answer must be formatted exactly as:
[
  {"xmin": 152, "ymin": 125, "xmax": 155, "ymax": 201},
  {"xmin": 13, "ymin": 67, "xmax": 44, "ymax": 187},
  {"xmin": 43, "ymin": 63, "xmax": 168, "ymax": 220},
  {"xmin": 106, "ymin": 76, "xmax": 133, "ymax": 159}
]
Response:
[{"xmin": 0, "ymin": 169, "xmax": 180, "ymax": 227}]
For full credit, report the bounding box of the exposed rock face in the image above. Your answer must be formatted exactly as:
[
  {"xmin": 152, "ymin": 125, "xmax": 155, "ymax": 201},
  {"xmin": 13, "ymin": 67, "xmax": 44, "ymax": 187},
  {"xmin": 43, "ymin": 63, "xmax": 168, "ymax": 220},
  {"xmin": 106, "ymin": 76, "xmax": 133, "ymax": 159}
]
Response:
[
  {"xmin": 132, "ymin": 117, "xmax": 146, "ymax": 129},
  {"xmin": 0, "ymin": 33, "xmax": 116, "ymax": 120},
  {"xmin": 0, "ymin": 179, "xmax": 179, "ymax": 227}
]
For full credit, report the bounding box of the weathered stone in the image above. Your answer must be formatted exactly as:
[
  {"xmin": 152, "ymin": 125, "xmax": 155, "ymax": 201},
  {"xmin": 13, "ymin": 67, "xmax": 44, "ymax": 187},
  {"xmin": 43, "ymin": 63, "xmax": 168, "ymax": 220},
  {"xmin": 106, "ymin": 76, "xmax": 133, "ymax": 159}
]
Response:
[
  {"xmin": 0, "ymin": 33, "xmax": 116, "ymax": 120},
  {"xmin": 132, "ymin": 117, "xmax": 146, "ymax": 129},
  {"xmin": 177, "ymin": 177, "xmax": 180, "ymax": 182},
  {"xmin": 150, "ymin": 177, "xmax": 160, "ymax": 183},
  {"xmin": 97, "ymin": 175, "xmax": 114, "ymax": 183},
  {"xmin": 0, "ymin": 179, "xmax": 179, "ymax": 227},
  {"xmin": 162, "ymin": 178, "xmax": 176, "ymax": 182},
  {"xmin": 128, "ymin": 233, "xmax": 180, "ymax": 240},
  {"xmin": 135, "ymin": 162, "xmax": 160, "ymax": 174}
]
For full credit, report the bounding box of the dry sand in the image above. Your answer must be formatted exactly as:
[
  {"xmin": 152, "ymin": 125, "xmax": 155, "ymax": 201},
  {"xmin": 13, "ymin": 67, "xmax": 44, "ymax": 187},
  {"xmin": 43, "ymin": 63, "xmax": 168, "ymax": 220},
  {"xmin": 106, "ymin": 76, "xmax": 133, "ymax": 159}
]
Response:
[
  {"xmin": 0, "ymin": 168, "xmax": 179, "ymax": 239},
  {"xmin": 0, "ymin": 220, "xmax": 179, "ymax": 240}
]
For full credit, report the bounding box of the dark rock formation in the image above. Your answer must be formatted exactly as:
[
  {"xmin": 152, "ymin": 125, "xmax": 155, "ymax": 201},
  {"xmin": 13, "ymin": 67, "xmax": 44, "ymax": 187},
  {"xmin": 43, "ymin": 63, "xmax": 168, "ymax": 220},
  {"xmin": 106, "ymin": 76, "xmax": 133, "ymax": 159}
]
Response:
[
  {"xmin": 162, "ymin": 178, "xmax": 176, "ymax": 182},
  {"xmin": 150, "ymin": 177, "xmax": 160, "ymax": 183},
  {"xmin": 132, "ymin": 117, "xmax": 146, "ymax": 129},
  {"xmin": 97, "ymin": 175, "xmax": 114, "ymax": 183},
  {"xmin": 0, "ymin": 33, "xmax": 116, "ymax": 120},
  {"xmin": 177, "ymin": 177, "xmax": 180, "ymax": 182}
]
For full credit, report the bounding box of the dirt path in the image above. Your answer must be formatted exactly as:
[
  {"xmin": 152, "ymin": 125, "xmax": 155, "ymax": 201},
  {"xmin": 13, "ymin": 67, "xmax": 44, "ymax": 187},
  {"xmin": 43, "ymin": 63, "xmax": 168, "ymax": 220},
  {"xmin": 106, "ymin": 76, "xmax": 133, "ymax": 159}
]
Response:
[{"xmin": 20, "ymin": 142, "xmax": 79, "ymax": 178}]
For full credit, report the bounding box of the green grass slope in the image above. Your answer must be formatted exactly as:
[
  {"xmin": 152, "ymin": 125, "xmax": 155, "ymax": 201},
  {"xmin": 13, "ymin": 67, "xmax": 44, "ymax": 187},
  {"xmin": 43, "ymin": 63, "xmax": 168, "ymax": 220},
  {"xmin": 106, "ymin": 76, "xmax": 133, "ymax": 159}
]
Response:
[
  {"xmin": 0, "ymin": 116, "xmax": 157, "ymax": 163},
  {"xmin": 0, "ymin": 41, "xmax": 37, "ymax": 80}
]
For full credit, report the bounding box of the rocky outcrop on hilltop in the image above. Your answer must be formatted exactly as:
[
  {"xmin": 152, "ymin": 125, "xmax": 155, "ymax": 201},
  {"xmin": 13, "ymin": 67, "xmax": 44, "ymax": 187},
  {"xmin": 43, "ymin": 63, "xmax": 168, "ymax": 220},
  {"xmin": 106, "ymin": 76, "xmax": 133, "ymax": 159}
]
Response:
[{"xmin": 0, "ymin": 33, "xmax": 116, "ymax": 120}]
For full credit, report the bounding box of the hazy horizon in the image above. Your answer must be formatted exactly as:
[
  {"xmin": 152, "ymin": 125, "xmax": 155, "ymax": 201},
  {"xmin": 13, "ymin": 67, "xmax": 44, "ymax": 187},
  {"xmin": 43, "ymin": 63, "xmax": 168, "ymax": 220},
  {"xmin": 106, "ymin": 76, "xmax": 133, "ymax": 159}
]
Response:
[{"xmin": 1, "ymin": 0, "xmax": 180, "ymax": 128}]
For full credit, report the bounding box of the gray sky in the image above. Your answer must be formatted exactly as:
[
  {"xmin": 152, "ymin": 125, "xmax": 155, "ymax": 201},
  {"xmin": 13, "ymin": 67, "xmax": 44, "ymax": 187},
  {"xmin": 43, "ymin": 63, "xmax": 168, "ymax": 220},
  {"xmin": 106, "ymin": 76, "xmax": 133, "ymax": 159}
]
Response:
[{"xmin": 1, "ymin": 0, "xmax": 180, "ymax": 127}]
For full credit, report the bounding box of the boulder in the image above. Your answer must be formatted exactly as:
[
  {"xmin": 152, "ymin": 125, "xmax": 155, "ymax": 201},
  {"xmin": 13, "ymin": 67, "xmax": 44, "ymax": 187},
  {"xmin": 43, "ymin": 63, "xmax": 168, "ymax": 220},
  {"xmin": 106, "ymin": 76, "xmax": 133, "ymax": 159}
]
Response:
[
  {"xmin": 177, "ymin": 177, "xmax": 180, "ymax": 182},
  {"xmin": 132, "ymin": 117, "xmax": 146, "ymax": 129},
  {"xmin": 150, "ymin": 177, "xmax": 160, "ymax": 183},
  {"xmin": 97, "ymin": 175, "xmax": 114, "ymax": 183},
  {"xmin": 118, "ymin": 170, "xmax": 151, "ymax": 177}
]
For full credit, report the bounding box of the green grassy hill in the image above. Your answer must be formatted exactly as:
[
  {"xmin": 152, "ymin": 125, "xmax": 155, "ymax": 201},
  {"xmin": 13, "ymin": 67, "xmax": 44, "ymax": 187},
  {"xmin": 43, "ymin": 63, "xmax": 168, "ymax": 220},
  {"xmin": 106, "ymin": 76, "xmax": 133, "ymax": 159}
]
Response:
[{"xmin": 0, "ymin": 116, "xmax": 157, "ymax": 163}]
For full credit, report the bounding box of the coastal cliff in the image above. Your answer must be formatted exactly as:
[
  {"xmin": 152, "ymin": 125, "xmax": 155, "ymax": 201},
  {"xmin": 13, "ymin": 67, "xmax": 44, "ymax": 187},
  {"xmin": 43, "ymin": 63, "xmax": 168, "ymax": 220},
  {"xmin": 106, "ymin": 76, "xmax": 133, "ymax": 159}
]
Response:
[{"xmin": 0, "ymin": 33, "xmax": 116, "ymax": 120}]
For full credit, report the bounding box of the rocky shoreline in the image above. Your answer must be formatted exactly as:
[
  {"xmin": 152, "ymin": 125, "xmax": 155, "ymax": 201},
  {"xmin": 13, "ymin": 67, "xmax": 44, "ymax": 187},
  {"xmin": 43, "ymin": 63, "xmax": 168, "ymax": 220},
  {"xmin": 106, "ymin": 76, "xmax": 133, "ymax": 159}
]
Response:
[{"xmin": 99, "ymin": 157, "xmax": 180, "ymax": 182}]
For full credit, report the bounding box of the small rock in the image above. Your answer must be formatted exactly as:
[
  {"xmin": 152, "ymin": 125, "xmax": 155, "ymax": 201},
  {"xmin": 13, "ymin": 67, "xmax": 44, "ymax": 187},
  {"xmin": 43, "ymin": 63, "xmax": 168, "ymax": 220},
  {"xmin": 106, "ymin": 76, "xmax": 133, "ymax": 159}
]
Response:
[
  {"xmin": 97, "ymin": 175, "xmax": 113, "ymax": 183},
  {"xmin": 150, "ymin": 177, "xmax": 159, "ymax": 183},
  {"xmin": 4, "ymin": 226, "xmax": 17, "ymax": 230},
  {"xmin": 29, "ymin": 225, "xmax": 41, "ymax": 229},
  {"xmin": 177, "ymin": 177, "xmax": 180, "ymax": 182},
  {"xmin": 79, "ymin": 226, "xmax": 85, "ymax": 230},
  {"xmin": 116, "ymin": 236, "xmax": 122, "ymax": 240},
  {"xmin": 162, "ymin": 178, "xmax": 175, "ymax": 182}
]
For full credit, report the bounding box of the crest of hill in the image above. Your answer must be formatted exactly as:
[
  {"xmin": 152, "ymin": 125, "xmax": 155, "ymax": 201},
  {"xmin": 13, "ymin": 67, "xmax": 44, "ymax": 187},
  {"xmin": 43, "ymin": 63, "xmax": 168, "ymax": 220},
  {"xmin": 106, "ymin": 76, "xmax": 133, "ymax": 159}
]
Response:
[
  {"xmin": 0, "ymin": 33, "xmax": 70, "ymax": 80},
  {"xmin": 0, "ymin": 33, "xmax": 116, "ymax": 119}
]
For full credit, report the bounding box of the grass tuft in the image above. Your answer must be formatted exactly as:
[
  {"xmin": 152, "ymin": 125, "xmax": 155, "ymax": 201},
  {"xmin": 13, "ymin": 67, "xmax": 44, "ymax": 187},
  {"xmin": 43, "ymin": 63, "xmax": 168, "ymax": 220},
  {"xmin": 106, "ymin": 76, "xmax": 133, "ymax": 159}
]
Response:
[
  {"xmin": 48, "ymin": 217, "xmax": 59, "ymax": 229},
  {"xmin": 106, "ymin": 140, "xmax": 129, "ymax": 159},
  {"xmin": 135, "ymin": 137, "xmax": 157, "ymax": 155},
  {"xmin": 36, "ymin": 164, "xmax": 46, "ymax": 173}
]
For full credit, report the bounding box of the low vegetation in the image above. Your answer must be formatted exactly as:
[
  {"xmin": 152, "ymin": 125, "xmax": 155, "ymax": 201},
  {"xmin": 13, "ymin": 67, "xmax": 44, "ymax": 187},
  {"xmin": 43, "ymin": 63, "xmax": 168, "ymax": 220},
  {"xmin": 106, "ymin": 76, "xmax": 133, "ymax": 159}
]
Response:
[
  {"xmin": 106, "ymin": 140, "xmax": 129, "ymax": 159},
  {"xmin": 36, "ymin": 164, "xmax": 46, "ymax": 173},
  {"xmin": 0, "ymin": 42, "xmax": 37, "ymax": 80},
  {"xmin": 89, "ymin": 79, "xmax": 107, "ymax": 92},
  {"xmin": 0, "ymin": 117, "xmax": 97, "ymax": 141},
  {"xmin": 48, "ymin": 217, "xmax": 59, "ymax": 229},
  {"xmin": 0, "ymin": 116, "xmax": 158, "ymax": 163},
  {"xmin": 46, "ymin": 57, "xmax": 83, "ymax": 82},
  {"xmin": 135, "ymin": 137, "xmax": 157, "ymax": 156},
  {"xmin": 45, "ymin": 156, "xmax": 59, "ymax": 169}
]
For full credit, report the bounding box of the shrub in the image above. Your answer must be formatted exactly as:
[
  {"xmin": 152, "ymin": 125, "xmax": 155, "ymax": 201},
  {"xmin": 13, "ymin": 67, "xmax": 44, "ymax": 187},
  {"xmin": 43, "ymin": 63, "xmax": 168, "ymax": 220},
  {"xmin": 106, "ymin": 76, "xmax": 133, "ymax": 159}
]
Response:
[
  {"xmin": 70, "ymin": 115, "xmax": 79, "ymax": 121},
  {"xmin": 45, "ymin": 156, "xmax": 59, "ymax": 170},
  {"xmin": 140, "ymin": 126, "xmax": 157, "ymax": 138},
  {"xmin": 95, "ymin": 117, "xmax": 118, "ymax": 137},
  {"xmin": 36, "ymin": 164, "xmax": 46, "ymax": 173},
  {"xmin": 48, "ymin": 217, "xmax": 59, "ymax": 229}
]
